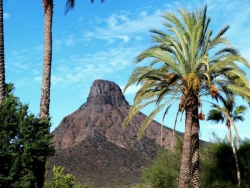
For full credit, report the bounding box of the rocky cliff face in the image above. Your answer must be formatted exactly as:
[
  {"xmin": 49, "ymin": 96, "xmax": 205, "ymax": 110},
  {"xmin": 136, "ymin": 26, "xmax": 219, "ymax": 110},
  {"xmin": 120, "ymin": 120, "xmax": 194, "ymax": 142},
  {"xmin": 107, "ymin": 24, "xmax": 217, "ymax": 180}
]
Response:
[
  {"xmin": 48, "ymin": 79, "xmax": 177, "ymax": 187},
  {"xmin": 86, "ymin": 79, "xmax": 129, "ymax": 106}
]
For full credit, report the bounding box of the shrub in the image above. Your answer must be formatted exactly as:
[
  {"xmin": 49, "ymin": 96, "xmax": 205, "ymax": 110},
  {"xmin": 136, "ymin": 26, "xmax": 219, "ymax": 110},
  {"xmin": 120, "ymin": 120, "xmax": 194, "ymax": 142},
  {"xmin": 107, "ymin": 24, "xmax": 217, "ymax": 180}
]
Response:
[
  {"xmin": 142, "ymin": 136, "xmax": 182, "ymax": 188},
  {"xmin": 200, "ymin": 136, "xmax": 250, "ymax": 187},
  {"xmin": 44, "ymin": 166, "xmax": 92, "ymax": 188}
]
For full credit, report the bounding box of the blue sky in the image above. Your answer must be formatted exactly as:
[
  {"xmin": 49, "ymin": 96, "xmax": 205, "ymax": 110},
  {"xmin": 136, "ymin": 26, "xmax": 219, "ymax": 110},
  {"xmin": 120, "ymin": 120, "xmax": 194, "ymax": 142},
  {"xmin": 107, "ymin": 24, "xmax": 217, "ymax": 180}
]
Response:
[{"xmin": 3, "ymin": 0, "xmax": 250, "ymax": 142}]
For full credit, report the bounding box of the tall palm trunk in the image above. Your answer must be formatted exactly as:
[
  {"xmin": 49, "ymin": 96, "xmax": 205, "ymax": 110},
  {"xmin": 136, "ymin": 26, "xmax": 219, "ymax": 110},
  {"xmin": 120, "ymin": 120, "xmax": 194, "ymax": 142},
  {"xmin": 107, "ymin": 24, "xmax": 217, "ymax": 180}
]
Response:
[
  {"xmin": 40, "ymin": 0, "xmax": 53, "ymax": 121},
  {"xmin": 0, "ymin": 0, "xmax": 5, "ymax": 103},
  {"xmin": 191, "ymin": 111, "xmax": 200, "ymax": 188},
  {"xmin": 228, "ymin": 126, "xmax": 241, "ymax": 187},
  {"xmin": 179, "ymin": 95, "xmax": 200, "ymax": 188},
  {"xmin": 179, "ymin": 110, "xmax": 192, "ymax": 188}
]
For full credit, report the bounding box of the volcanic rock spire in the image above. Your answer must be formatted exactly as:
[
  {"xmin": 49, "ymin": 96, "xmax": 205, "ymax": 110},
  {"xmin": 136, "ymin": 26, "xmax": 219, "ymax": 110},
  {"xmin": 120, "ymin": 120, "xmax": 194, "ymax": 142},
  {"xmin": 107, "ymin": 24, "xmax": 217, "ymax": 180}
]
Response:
[{"xmin": 86, "ymin": 79, "xmax": 129, "ymax": 106}]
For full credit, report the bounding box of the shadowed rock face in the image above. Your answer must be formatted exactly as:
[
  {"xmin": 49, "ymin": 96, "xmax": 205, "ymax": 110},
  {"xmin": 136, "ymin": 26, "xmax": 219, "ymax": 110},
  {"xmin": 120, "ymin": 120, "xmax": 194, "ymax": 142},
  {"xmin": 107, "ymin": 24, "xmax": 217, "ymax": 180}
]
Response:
[{"xmin": 48, "ymin": 79, "xmax": 178, "ymax": 187}]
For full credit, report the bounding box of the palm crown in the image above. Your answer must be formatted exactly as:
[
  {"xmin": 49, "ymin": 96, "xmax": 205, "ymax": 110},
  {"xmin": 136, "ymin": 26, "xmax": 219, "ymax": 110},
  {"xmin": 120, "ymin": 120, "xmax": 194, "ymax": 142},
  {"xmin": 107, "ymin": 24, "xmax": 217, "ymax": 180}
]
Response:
[
  {"xmin": 207, "ymin": 96, "xmax": 247, "ymax": 146},
  {"xmin": 207, "ymin": 97, "xmax": 247, "ymax": 127},
  {"xmin": 123, "ymin": 6, "xmax": 250, "ymax": 187},
  {"xmin": 123, "ymin": 6, "xmax": 250, "ymax": 138}
]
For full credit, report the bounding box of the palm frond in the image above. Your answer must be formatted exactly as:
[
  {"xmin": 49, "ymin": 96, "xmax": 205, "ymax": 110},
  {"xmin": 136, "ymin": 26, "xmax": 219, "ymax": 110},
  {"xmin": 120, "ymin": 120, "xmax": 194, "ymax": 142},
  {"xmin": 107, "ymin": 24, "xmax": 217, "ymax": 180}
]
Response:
[
  {"xmin": 212, "ymin": 25, "xmax": 230, "ymax": 43},
  {"xmin": 123, "ymin": 66, "xmax": 152, "ymax": 93},
  {"xmin": 137, "ymin": 103, "xmax": 165, "ymax": 140},
  {"xmin": 122, "ymin": 99, "xmax": 157, "ymax": 129},
  {"xmin": 213, "ymin": 47, "xmax": 239, "ymax": 57},
  {"xmin": 207, "ymin": 109, "xmax": 224, "ymax": 123},
  {"xmin": 64, "ymin": 0, "xmax": 75, "ymax": 15},
  {"xmin": 234, "ymin": 105, "xmax": 247, "ymax": 116},
  {"xmin": 226, "ymin": 84, "xmax": 250, "ymax": 104},
  {"xmin": 233, "ymin": 115, "xmax": 245, "ymax": 122},
  {"xmin": 171, "ymin": 109, "xmax": 180, "ymax": 149}
]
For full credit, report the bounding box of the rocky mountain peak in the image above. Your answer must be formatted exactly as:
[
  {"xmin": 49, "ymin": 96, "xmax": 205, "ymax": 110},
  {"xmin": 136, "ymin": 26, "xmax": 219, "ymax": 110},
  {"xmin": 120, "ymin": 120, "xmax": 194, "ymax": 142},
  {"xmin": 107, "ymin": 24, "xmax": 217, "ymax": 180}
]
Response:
[
  {"xmin": 87, "ymin": 79, "xmax": 129, "ymax": 106},
  {"xmin": 50, "ymin": 79, "xmax": 180, "ymax": 187}
]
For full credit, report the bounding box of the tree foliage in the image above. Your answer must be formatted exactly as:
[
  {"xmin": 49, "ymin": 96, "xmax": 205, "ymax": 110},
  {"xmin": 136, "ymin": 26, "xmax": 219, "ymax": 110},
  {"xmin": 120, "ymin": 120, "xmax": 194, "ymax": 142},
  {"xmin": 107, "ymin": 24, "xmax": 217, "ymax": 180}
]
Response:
[
  {"xmin": 142, "ymin": 136, "xmax": 182, "ymax": 188},
  {"xmin": 200, "ymin": 137, "xmax": 250, "ymax": 187},
  {"xmin": 143, "ymin": 136, "xmax": 250, "ymax": 188},
  {"xmin": 0, "ymin": 84, "xmax": 55, "ymax": 188},
  {"xmin": 238, "ymin": 139, "xmax": 250, "ymax": 186},
  {"xmin": 44, "ymin": 166, "xmax": 92, "ymax": 188}
]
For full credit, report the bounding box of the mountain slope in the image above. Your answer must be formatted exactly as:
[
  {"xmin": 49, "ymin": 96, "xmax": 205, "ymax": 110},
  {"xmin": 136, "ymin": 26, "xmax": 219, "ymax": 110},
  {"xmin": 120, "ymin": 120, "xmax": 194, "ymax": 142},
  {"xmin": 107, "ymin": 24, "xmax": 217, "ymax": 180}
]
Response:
[{"xmin": 47, "ymin": 79, "xmax": 178, "ymax": 187}]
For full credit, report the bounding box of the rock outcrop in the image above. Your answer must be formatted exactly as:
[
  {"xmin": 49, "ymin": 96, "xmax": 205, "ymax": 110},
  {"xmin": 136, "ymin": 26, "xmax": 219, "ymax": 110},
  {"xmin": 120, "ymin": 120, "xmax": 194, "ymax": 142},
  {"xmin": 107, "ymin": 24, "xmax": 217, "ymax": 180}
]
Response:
[
  {"xmin": 86, "ymin": 79, "xmax": 129, "ymax": 106},
  {"xmin": 48, "ymin": 79, "xmax": 178, "ymax": 187}
]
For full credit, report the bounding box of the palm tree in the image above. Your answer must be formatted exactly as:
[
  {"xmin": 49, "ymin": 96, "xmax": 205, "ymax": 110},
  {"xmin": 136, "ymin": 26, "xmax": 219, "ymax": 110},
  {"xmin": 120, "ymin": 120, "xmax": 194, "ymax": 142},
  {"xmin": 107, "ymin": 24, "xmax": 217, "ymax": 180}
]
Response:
[
  {"xmin": 207, "ymin": 97, "xmax": 247, "ymax": 187},
  {"xmin": 0, "ymin": 0, "xmax": 5, "ymax": 103},
  {"xmin": 123, "ymin": 6, "xmax": 250, "ymax": 187},
  {"xmin": 40, "ymin": 0, "xmax": 103, "ymax": 120},
  {"xmin": 40, "ymin": 0, "xmax": 53, "ymax": 121}
]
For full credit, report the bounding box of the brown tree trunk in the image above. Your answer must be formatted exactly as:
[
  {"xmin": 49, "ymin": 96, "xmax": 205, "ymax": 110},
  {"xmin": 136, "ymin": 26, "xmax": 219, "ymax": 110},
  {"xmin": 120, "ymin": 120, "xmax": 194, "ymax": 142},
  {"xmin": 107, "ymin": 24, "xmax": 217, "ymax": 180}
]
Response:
[
  {"xmin": 40, "ymin": 0, "xmax": 53, "ymax": 121},
  {"xmin": 228, "ymin": 126, "xmax": 241, "ymax": 187},
  {"xmin": 191, "ymin": 112, "xmax": 200, "ymax": 188},
  {"xmin": 0, "ymin": 0, "xmax": 5, "ymax": 103},
  {"xmin": 179, "ymin": 95, "xmax": 200, "ymax": 188}
]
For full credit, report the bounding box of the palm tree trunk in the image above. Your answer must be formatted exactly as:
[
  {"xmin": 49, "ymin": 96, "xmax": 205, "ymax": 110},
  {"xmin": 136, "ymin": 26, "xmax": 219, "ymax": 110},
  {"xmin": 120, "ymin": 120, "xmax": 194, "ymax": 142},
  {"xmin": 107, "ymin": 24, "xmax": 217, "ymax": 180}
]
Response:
[
  {"xmin": 179, "ymin": 95, "xmax": 200, "ymax": 188},
  {"xmin": 0, "ymin": 0, "xmax": 5, "ymax": 103},
  {"xmin": 191, "ymin": 114, "xmax": 200, "ymax": 188},
  {"xmin": 40, "ymin": 0, "xmax": 53, "ymax": 121},
  {"xmin": 179, "ymin": 111, "xmax": 192, "ymax": 188},
  {"xmin": 228, "ymin": 126, "xmax": 241, "ymax": 187}
]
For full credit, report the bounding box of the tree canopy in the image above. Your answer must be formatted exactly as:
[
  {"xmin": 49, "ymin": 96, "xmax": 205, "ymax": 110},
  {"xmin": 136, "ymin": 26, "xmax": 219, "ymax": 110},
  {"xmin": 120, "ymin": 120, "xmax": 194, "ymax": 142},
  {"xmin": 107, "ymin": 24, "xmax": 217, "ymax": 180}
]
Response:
[{"xmin": 0, "ymin": 84, "xmax": 54, "ymax": 188}]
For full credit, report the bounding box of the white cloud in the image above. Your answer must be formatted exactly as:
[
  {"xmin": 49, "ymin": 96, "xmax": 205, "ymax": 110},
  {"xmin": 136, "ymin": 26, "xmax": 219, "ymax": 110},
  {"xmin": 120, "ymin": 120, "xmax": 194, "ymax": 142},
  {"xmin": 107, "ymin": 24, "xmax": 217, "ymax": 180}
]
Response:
[
  {"xmin": 106, "ymin": 14, "xmax": 119, "ymax": 27},
  {"xmin": 14, "ymin": 78, "xmax": 37, "ymax": 89},
  {"xmin": 77, "ymin": 17, "xmax": 84, "ymax": 22},
  {"xmin": 32, "ymin": 69, "xmax": 40, "ymax": 75},
  {"xmin": 53, "ymin": 39, "xmax": 63, "ymax": 50},
  {"xmin": 49, "ymin": 46, "xmax": 141, "ymax": 89},
  {"xmin": 34, "ymin": 76, "xmax": 42, "ymax": 83},
  {"xmin": 82, "ymin": 9, "xmax": 163, "ymax": 43},
  {"xmin": 82, "ymin": 31, "xmax": 94, "ymax": 38},
  {"xmin": 65, "ymin": 35, "xmax": 76, "ymax": 46},
  {"xmin": 13, "ymin": 61, "xmax": 29, "ymax": 70},
  {"xmin": 4, "ymin": 13, "xmax": 10, "ymax": 19},
  {"xmin": 51, "ymin": 75, "xmax": 65, "ymax": 86},
  {"xmin": 118, "ymin": 35, "xmax": 130, "ymax": 43}
]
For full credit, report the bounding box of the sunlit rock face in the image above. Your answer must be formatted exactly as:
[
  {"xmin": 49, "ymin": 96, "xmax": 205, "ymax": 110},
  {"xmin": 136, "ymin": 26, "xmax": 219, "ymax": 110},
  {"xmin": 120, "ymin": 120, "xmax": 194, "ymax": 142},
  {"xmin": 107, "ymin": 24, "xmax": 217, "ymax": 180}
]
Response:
[
  {"xmin": 48, "ymin": 79, "xmax": 177, "ymax": 187},
  {"xmin": 52, "ymin": 79, "xmax": 174, "ymax": 151},
  {"xmin": 86, "ymin": 79, "xmax": 129, "ymax": 106}
]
